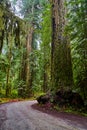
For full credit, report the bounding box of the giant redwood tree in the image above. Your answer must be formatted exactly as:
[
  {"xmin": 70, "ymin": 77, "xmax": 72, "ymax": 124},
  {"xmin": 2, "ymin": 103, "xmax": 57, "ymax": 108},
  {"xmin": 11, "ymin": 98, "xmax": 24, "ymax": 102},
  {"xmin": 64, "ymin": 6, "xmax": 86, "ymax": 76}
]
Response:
[{"xmin": 51, "ymin": 0, "xmax": 73, "ymax": 91}]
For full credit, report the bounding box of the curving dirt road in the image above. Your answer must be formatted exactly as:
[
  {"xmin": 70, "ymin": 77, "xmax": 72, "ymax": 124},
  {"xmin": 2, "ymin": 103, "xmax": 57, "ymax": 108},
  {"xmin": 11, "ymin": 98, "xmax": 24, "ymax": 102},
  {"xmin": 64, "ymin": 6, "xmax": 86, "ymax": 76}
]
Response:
[{"xmin": 0, "ymin": 101, "xmax": 87, "ymax": 130}]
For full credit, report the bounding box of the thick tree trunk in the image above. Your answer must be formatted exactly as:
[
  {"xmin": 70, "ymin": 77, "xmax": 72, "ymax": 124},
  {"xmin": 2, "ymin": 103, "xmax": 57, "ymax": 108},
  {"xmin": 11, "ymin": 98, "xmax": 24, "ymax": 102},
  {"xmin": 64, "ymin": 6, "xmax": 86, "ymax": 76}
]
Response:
[
  {"xmin": 51, "ymin": 0, "xmax": 73, "ymax": 91},
  {"xmin": 25, "ymin": 26, "xmax": 34, "ymax": 97}
]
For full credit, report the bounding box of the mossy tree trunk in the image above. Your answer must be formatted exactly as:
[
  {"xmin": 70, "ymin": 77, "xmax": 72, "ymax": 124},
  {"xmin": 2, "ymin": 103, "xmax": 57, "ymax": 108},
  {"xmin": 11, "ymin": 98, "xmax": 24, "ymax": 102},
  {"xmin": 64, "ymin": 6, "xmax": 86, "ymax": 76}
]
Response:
[
  {"xmin": 18, "ymin": 25, "xmax": 34, "ymax": 98},
  {"xmin": 43, "ymin": 47, "xmax": 48, "ymax": 92},
  {"xmin": 6, "ymin": 33, "xmax": 13, "ymax": 97},
  {"xmin": 25, "ymin": 26, "xmax": 34, "ymax": 97},
  {"xmin": 51, "ymin": 0, "xmax": 73, "ymax": 91}
]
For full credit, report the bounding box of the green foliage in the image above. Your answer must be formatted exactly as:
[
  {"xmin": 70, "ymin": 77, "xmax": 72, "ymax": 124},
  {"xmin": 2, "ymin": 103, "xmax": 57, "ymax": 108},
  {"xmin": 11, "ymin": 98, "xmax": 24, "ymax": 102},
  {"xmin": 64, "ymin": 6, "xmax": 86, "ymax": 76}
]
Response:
[
  {"xmin": 40, "ymin": 3, "xmax": 52, "ymax": 45},
  {"xmin": 27, "ymin": 2, "xmax": 52, "ymax": 92},
  {"xmin": 38, "ymin": 3, "xmax": 51, "ymax": 92},
  {"xmin": 66, "ymin": 0, "xmax": 87, "ymax": 99},
  {"xmin": 0, "ymin": 36, "xmax": 26, "ymax": 97}
]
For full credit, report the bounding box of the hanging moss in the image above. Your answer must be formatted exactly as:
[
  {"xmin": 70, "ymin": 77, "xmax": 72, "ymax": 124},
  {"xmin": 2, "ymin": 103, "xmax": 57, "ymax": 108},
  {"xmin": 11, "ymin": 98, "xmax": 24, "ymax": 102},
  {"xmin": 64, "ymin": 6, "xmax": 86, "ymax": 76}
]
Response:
[
  {"xmin": 0, "ymin": 3, "xmax": 26, "ymax": 51},
  {"xmin": 0, "ymin": 5, "xmax": 5, "ymax": 52},
  {"xmin": 13, "ymin": 21, "xmax": 20, "ymax": 47},
  {"xmin": 0, "ymin": 6, "xmax": 4, "ymax": 30},
  {"xmin": 0, "ymin": 30, "xmax": 4, "ymax": 52}
]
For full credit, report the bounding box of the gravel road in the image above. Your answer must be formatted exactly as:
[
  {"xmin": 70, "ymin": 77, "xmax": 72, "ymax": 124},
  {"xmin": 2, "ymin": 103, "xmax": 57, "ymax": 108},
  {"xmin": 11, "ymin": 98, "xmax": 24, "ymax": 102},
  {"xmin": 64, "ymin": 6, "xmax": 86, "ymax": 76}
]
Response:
[{"xmin": 0, "ymin": 101, "xmax": 87, "ymax": 130}]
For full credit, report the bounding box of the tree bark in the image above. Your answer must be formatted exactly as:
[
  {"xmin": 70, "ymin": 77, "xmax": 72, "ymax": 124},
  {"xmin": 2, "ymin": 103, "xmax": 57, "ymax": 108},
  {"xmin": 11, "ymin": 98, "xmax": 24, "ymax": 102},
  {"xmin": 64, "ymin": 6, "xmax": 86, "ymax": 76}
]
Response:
[
  {"xmin": 51, "ymin": 0, "xmax": 73, "ymax": 91},
  {"xmin": 25, "ymin": 26, "xmax": 34, "ymax": 97},
  {"xmin": 6, "ymin": 34, "xmax": 12, "ymax": 97}
]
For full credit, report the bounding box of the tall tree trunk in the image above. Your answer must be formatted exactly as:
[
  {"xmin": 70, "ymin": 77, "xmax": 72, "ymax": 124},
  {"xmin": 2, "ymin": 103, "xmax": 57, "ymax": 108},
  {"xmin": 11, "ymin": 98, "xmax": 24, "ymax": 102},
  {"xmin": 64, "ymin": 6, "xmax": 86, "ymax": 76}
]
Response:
[
  {"xmin": 6, "ymin": 34, "xmax": 12, "ymax": 97},
  {"xmin": 18, "ymin": 25, "xmax": 34, "ymax": 98},
  {"xmin": 43, "ymin": 63, "xmax": 48, "ymax": 92},
  {"xmin": 6, "ymin": 67, "xmax": 10, "ymax": 97},
  {"xmin": 42, "ymin": 45, "xmax": 49, "ymax": 92},
  {"xmin": 25, "ymin": 26, "xmax": 34, "ymax": 97},
  {"xmin": 51, "ymin": 0, "xmax": 73, "ymax": 91},
  {"xmin": 18, "ymin": 45, "xmax": 27, "ymax": 98}
]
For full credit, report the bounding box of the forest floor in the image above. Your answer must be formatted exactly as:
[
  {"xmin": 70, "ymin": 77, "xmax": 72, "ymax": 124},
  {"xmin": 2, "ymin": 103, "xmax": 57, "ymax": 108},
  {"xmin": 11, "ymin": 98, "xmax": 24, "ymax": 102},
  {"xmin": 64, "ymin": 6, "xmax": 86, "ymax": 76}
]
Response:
[{"xmin": 0, "ymin": 100, "xmax": 87, "ymax": 130}]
